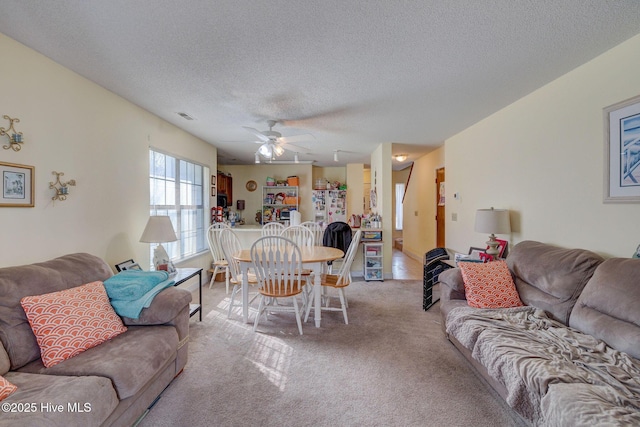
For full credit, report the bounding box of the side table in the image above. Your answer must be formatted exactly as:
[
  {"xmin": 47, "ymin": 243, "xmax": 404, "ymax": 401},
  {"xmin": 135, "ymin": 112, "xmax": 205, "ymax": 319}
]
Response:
[{"xmin": 173, "ymin": 268, "xmax": 202, "ymax": 321}]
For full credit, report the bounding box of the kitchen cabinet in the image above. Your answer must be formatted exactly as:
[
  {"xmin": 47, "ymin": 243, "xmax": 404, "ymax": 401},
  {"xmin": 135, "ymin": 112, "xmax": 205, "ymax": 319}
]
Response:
[{"xmin": 217, "ymin": 172, "xmax": 233, "ymax": 205}]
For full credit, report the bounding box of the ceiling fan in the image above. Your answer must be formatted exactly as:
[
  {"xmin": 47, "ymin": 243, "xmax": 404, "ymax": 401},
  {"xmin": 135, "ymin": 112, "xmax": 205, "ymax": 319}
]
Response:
[{"xmin": 243, "ymin": 120, "xmax": 313, "ymax": 161}]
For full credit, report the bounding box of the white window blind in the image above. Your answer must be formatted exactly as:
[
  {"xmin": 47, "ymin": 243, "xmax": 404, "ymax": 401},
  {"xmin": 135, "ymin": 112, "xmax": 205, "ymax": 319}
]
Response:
[{"xmin": 148, "ymin": 149, "xmax": 209, "ymax": 266}]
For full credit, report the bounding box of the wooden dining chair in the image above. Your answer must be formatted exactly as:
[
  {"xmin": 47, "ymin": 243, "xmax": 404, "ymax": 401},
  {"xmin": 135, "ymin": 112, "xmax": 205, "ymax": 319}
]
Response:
[
  {"xmin": 206, "ymin": 223, "xmax": 231, "ymax": 292},
  {"xmin": 219, "ymin": 228, "xmax": 258, "ymax": 318},
  {"xmin": 304, "ymin": 229, "xmax": 362, "ymax": 325},
  {"xmin": 251, "ymin": 236, "xmax": 305, "ymax": 335},
  {"xmin": 261, "ymin": 222, "xmax": 285, "ymax": 236}
]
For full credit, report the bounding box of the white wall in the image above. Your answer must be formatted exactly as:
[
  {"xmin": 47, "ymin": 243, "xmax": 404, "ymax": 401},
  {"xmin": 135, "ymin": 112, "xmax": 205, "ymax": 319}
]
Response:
[
  {"xmin": 0, "ymin": 34, "xmax": 217, "ymax": 270},
  {"xmin": 445, "ymin": 33, "xmax": 640, "ymax": 258},
  {"xmin": 402, "ymin": 147, "xmax": 444, "ymax": 261}
]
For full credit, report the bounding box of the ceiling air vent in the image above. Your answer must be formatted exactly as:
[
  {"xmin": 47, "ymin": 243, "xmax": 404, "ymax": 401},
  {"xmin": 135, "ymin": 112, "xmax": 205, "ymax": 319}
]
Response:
[{"xmin": 177, "ymin": 112, "xmax": 195, "ymax": 121}]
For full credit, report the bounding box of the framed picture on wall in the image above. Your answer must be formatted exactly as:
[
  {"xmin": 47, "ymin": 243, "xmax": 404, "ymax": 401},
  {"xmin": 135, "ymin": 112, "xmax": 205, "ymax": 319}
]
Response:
[
  {"xmin": 1, "ymin": 161, "xmax": 34, "ymax": 207},
  {"xmin": 604, "ymin": 94, "xmax": 640, "ymax": 203}
]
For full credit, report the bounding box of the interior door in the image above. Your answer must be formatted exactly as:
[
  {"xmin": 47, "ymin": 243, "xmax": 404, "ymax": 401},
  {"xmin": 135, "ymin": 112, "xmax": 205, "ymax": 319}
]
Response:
[{"xmin": 436, "ymin": 167, "xmax": 445, "ymax": 247}]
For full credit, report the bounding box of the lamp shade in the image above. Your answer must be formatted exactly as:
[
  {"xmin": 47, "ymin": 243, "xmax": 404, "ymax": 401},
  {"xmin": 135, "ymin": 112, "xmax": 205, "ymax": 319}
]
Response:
[
  {"xmin": 474, "ymin": 208, "xmax": 511, "ymax": 234},
  {"xmin": 140, "ymin": 216, "xmax": 178, "ymax": 243}
]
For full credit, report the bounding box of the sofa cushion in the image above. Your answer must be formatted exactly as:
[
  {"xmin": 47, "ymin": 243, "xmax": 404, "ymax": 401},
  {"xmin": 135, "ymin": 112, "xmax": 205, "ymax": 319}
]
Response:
[
  {"xmin": 0, "ymin": 375, "xmax": 17, "ymax": 401},
  {"xmin": 459, "ymin": 261, "xmax": 523, "ymax": 309},
  {"xmin": 21, "ymin": 281, "xmax": 127, "ymax": 368},
  {"xmin": 569, "ymin": 258, "xmax": 640, "ymax": 360},
  {"xmin": 2, "ymin": 371, "xmax": 118, "ymax": 427},
  {"xmin": 506, "ymin": 241, "xmax": 604, "ymax": 324},
  {"xmin": 0, "ymin": 343, "xmax": 9, "ymax": 376},
  {"xmin": 0, "ymin": 253, "xmax": 113, "ymax": 370},
  {"xmin": 17, "ymin": 325, "xmax": 178, "ymax": 400}
]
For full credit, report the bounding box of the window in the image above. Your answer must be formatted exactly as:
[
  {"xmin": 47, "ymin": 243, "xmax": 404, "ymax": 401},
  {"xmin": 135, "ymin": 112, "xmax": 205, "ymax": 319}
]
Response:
[
  {"xmin": 395, "ymin": 183, "xmax": 404, "ymax": 230},
  {"xmin": 148, "ymin": 149, "xmax": 209, "ymax": 266}
]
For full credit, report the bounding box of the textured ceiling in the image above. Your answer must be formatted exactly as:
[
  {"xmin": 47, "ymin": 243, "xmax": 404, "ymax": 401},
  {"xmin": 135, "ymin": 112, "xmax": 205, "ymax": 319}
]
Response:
[{"xmin": 1, "ymin": 1, "xmax": 640, "ymax": 169}]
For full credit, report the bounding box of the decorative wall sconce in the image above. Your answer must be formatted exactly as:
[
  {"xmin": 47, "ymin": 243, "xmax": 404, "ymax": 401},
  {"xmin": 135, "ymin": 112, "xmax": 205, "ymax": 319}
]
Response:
[
  {"xmin": 49, "ymin": 171, "xmax": 76, "ymax": 202},
  {"xmin": 0, "ymin": 115, "xmax": 24, "ymax": 151}
]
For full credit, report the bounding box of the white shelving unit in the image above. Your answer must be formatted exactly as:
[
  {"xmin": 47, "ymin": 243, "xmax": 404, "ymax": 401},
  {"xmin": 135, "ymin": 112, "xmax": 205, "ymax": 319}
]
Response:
[
  {"xmin": 262, "ymin": 186, "xmax": 298, "ymax": 224},
  {"xmin": 363, "ymin": 241, "xmax": 384, "ymax": 281}
]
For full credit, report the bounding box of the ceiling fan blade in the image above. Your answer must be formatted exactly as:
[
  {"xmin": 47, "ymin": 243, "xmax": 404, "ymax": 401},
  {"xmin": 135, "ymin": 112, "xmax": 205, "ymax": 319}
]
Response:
[
  {"xmin": 278, "ymin": 133, "xmax": 315, "ymax": 144},
  {"xmin": 281, "ymin": 142, "xmax": 311, "ymax": 152},
  {"xmin": 242, "ymin": 126, "xmax": 270, "ymax": 142}
]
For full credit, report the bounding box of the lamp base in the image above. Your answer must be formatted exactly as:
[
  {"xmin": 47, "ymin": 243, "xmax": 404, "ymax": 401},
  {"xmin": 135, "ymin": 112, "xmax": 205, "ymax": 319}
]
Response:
[
  {"xmin": 153, "ymin": 244, "xmax": 176, "ymax": 273},
  {"xmin": 485, "ymin": 234, "xmax": 500, "ymax": 260}
]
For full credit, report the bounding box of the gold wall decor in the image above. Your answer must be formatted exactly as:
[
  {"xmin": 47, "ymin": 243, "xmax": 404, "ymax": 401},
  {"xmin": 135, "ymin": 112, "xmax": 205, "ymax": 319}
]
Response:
[
  {"xmin": 0, "ymin": 115, "xmax": 24, "ymax": 151},
  {"xmin": 49, "ymin": 171, "xmax": 76, "ymax": 202}
]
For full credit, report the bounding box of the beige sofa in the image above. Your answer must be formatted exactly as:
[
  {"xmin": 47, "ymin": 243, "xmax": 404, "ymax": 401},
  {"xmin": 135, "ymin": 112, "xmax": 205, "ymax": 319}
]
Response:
[
  {"xmin": 439, "ymin": 241, "xmax": 640, "ymax": 426},
  {"xmin": 0, "ymin": 253, "xmax": 191, "ymax": 427}
]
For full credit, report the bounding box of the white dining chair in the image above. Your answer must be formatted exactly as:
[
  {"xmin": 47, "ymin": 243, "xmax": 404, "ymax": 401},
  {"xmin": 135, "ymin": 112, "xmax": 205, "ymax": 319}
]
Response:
[
  {"xmin": 300, "ymin": 221, "xmax": 324, "ymax": 246},
  {"xmin": 261, "ymin": 222, "xmax": 285, "ymax": 236},
  {"xmin": 206, "ymin": 223, "xmax": 231, "ymax": 292},
  {"xmin": 219, "ymin": 228, "xmax": 258, "ymax": 318},
  {"xmin": 251, "ymin": 236, "xmax": 305, "ymax": 335},
  {"xmin": 304, "ymin": 229, "xmax": 362, "ymax": 324},
  {"xmin": 280, "ymin": 225, "xmax": 315, "ymax": 247}
]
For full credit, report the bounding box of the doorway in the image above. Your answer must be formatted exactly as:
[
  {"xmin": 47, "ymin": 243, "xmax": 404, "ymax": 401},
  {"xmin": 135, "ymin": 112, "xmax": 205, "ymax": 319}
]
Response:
[{"xmin": 436, "ymin": 167, "xmax": 445, "ymax": 247}]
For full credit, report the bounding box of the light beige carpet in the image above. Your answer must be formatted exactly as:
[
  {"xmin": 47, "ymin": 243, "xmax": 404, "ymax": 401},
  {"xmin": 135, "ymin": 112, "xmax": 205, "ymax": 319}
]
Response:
[{"xmin": 138, "ymin": 279, "xmax": 525, "ymax": 427}]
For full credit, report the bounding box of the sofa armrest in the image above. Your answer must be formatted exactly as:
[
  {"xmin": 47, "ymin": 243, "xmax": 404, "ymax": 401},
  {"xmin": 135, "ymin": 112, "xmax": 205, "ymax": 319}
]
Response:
[
  {"xmin": 121, "ymin": 287, "xmax": 191, "ymax": 326},
  {"xmin": 438, "ymin": 268, "xmax": 467, "ymax": 302}
]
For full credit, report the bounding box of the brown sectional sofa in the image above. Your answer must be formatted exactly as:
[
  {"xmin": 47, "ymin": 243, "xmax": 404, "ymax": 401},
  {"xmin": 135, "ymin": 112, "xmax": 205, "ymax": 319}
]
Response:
[
  {"xmin": 439, "ymin": 240, "xmax": 640, "ymax": 426},
  {"xmin": 0, "ymin": 253, "xmax": 192, "ymax": 427}
]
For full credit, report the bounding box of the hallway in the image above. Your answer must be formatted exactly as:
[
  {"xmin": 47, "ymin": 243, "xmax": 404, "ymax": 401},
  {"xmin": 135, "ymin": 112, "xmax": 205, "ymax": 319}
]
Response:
[{"xmin": 391, "ymin": 249, "xmax": 422, "ymax": 280}]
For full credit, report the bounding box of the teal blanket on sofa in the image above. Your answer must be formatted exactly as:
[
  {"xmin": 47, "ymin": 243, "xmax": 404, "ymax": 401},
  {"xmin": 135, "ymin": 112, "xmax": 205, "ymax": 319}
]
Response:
[{"xmin": 104, "ymin": 271, "xmax": 175, "ymax": 319}]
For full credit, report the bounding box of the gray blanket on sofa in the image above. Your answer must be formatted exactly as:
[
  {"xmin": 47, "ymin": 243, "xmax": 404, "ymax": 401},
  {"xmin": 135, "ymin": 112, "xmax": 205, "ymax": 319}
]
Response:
[{"xmin": 446, "ymin": 306, "xmax": 640, "ymax": 426}]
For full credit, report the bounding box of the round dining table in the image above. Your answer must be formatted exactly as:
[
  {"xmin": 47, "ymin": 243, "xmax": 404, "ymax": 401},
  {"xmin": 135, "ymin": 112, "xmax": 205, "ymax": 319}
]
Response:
[{"xmin": 233, "ymin": 245, "xmax": 344, "ymax": 328}]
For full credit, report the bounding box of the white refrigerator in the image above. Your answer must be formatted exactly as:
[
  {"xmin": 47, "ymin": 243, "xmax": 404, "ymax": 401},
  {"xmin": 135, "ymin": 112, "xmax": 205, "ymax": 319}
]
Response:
[{"xmin": 312, "ymin": 190, "xmax": 347, "ymax": 224}]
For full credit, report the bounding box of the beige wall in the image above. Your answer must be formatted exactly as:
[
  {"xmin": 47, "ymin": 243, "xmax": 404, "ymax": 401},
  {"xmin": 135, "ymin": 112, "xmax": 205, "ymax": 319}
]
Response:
[
  {"xmin": 402, "ymin": 147, "xmax": 445, "ymax": 261},
  {"xmin": 0, "ymin": 34, "xmax": 217, "ymax": 271},
  {"xmin": 346, "ymin": 163, "xmax": 365, "ymax": 217},
  {"xmin": 445, "ymin": 33, "xmax": 640, "ymax": 258}
]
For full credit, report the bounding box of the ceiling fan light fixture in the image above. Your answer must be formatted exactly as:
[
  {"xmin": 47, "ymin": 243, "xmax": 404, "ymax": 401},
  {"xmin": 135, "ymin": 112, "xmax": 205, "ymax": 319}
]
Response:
[
  {"xmin": 394, "ymin": 154, "xmax": 408, "ymax": 162},
  {"xmin": 258, "ymin": 143, "xmax": 272, "ymax": 158},
  {"xmin": 333, "ymin": 150, "xmax": 339, "ymax": 162},
  {"xmin": 294, "ymin": 152, "xmax": 299, "ymax": 163},
  {"xmin": 255, "ymin": 152, "xmax": 260, "ymax": 164},
  {"xmin": 273, "ymin": 144, "xmax": 285, "ymax": 157}
]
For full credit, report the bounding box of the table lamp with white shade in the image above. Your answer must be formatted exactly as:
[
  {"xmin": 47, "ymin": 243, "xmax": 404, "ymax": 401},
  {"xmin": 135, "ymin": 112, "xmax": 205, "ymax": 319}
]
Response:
[
  {"xmin": 140, "ymin": 215, "xmax": 178, "ymax": 273},
  {"xmin": 474, "ymin": 208, "xmax": 511, "ymax": 259}
]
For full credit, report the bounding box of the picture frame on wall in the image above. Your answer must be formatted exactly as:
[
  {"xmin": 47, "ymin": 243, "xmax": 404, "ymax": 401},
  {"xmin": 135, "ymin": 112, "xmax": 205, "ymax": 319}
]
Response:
[
  {"xmin": 604, "ymin": 94, "xmax": 640, "ymax": 203},
  {"xmin": 1, "ymin": 161, "xmax": 34, "ymax": 207}
]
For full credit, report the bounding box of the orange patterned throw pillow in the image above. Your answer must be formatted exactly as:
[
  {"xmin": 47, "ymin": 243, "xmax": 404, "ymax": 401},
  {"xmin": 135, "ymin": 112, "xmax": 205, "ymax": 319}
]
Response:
[
  {"xmin": 459, "ymin": 260, "xmax": 523, "ymax": 309},
  {"xmin": 0, "ymin": 375, "xmax": 17, "ymax": 401},
  {"xmin": 20, "ymin": 281, "xmax": 127, "ymax": 368}
]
